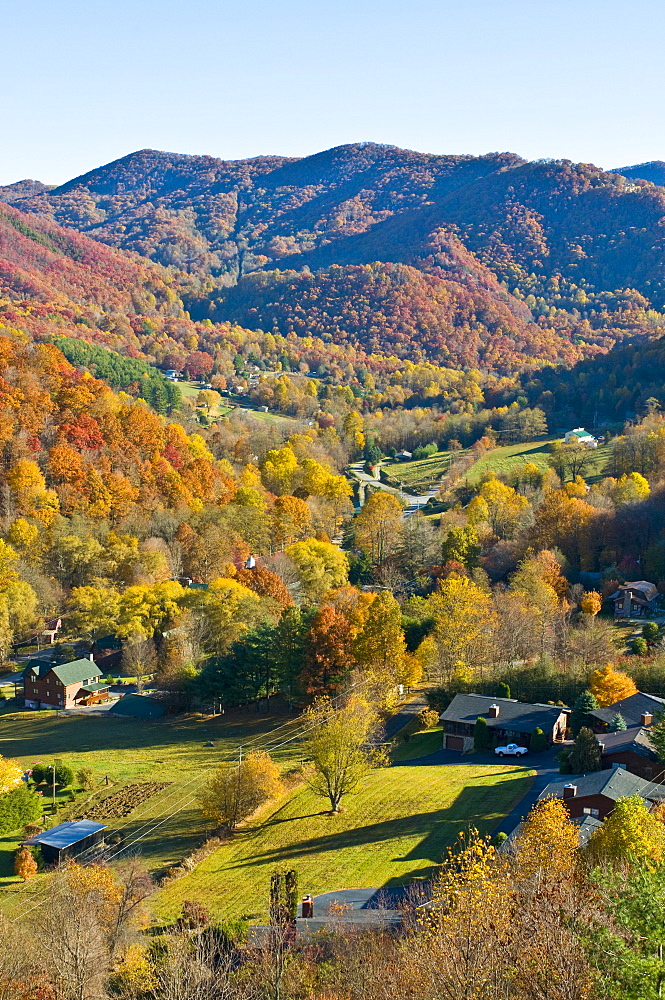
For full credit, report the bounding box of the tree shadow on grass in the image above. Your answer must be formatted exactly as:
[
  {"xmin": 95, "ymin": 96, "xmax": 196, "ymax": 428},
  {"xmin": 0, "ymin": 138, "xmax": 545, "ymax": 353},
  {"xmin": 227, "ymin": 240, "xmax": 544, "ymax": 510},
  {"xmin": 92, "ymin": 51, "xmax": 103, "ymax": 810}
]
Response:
[{"xmin": 220, "ymin": 775, "xmax": 532, "ymax": 879}]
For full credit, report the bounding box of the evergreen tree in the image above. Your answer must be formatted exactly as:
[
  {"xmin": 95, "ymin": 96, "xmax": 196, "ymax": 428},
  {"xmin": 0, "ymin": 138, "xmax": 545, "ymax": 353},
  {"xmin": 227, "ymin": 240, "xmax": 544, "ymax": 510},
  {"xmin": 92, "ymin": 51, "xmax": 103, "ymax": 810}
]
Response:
[
  {"xmin": 530, "ymin": 727, "xmax": 547, "ymax": 752},
  {"xmin": 496, "ymin": 681, "xmax": 511, "ymax": 699},
  {"xmin": 570, "ymin": 690, "xmax": 599, "ymax": 736},
  {"xmin": 609, "ymin": 712, "xmax": 627, "ymax": 732},
  {"xmin": 474, "ymin": 716, "xmax": 489, "ymax": 751},
  {"xmin": 567, "ymin": 727, "xmax": 602, "ymax": 773}
]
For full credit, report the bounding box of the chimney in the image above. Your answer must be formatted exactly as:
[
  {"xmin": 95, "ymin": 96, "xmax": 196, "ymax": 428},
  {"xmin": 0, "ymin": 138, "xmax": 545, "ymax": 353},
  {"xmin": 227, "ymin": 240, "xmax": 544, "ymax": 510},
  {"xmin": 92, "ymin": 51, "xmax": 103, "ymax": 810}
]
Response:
[
  {"xmin": 488, "ymin": 704, "xmax": 500, "ymax": 719},
  {"xmin": 641, "ymin": 713, "xmax": 653, "ymax": 727},
  {"xmin": 597, "ymin": 743, "xmax": 605, "ymax": 752},
  {"xmin": 563, "ymin": 783, "xmax": 577, "ymax": 799},
  {"xmin": 88, "ymin": 653, "xmax": 95, "ymax": 662},
  {"xmin": 301, "ymin": 895, "xmax": 313, "ymax": 918}
]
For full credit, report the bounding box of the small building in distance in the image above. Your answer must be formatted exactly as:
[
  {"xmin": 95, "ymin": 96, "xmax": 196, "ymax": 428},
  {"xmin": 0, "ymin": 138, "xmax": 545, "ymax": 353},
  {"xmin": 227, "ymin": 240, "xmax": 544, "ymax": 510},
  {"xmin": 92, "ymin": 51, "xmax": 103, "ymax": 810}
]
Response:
[
  {"xmin": 539, "ymin": 764, "xmax": 665, "ymax": 820},
  {"xmin": 564, "ymin": 427, "xmax": 598, "ymax": 447},
  {"xmin": 395, "ymin": 450, "xmax": 413, "ymax": 461},
  {"xmin": 439, "ymin": 693, "xmax": 568, "ymax": 752},
  {"xmin": 590, "ymin": 691, "xmax": 665, "ymax": 732},
  {"xmin": 111, "ymin": 693, "xmax": 166, "ymax": 719},
  {"xmin": 596, "ymin": 727, "xmax": 663, "ymax": 782},
  {"xmin": 609, "ymin": 581, "xmax": 660, "ymax": 619},
  {"xmin": 23, "ymin": 657, "xmax": 110, "ymax": 710},
  {"xmin": 22, "ymin": 820, "xmax": 107, "ymax": 866}
]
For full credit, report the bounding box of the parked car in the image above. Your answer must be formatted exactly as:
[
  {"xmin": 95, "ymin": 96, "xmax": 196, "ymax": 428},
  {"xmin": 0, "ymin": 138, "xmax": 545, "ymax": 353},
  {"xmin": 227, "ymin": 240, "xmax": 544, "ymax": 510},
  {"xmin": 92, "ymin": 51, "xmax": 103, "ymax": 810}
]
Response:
[{"xmin": 495, "ymin": 743, "xmax": 528, "ymax": 757}]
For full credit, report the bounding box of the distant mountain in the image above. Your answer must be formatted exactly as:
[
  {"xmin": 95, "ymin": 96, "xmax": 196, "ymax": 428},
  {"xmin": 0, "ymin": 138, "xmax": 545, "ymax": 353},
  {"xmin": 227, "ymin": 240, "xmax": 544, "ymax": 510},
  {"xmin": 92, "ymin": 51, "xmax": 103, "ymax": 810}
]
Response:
[
  {"xmin": 0, "ymin": 179, "xmax": 54, "ymax": 203},
  {"xmin": 613, "ymin": 161, "xmax": 665, "ymax": 186},
  {"xmin": 7, "ymin": 142, "xmax": 665, "ymax": 370}
]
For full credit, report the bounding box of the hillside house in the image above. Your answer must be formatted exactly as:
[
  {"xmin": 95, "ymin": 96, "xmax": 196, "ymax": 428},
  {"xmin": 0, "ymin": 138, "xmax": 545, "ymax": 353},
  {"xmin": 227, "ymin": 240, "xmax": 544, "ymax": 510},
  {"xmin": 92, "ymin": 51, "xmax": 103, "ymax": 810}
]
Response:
[
  {"xmin": 564, "ymin": 427, "xmax": 597, "ymax": 447},
  {"xmin": 22, "ymin": 820, "xmax": 107, "ymax": 865},
  {"xmin": 590, "ymin": 691, "xmax": 665, "ymax": 731},
  {"xmin": 538, "ymin": 764, "xmax": 665, "ymax": 820},
  {"xmin": 610, "ymin": 580, "xmax": 660, "ymax": 618},
  {"xmin": 596, "ymin": 727, "xmax": 663, "ymax": 781},
  {"xmin": 439, "ymin": 694, "xmax": 568, "ymax": 752},
  {"xmin": 23, "ymin": 657, "xmax": 110, "ymax": 710}
]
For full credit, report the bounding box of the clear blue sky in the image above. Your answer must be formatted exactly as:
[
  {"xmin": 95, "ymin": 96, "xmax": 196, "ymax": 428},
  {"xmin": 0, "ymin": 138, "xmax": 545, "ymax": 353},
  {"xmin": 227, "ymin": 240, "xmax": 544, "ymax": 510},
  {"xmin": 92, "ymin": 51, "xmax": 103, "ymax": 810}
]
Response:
[{"xmin": 3, "ymin": 0, "xmax": 665, "ymax": 185}]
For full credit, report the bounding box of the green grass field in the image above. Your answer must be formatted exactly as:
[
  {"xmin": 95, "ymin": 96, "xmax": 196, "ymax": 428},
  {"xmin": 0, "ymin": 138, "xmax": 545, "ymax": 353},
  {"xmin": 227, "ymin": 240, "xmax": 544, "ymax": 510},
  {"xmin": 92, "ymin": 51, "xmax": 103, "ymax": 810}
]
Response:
[
  {"xmin": 0, "ymin": 708, "xmax": 300, "ymax": 908},
  {"xmin": 384, "ymin": 438, "xmax": 613, "ymax": 493},
  {"xmin": 152, "ymin": 757, "xmax": 533, "ymax": 924}
]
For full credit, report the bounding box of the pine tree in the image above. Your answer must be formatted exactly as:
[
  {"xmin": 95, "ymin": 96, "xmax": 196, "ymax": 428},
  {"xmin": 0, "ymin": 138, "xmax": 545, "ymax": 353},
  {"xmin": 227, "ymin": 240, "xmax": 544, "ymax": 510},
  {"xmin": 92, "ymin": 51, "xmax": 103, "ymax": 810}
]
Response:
[
  {"xmin": 567, "ymin": 727, "xmax": 602, "ymax": 773},
  {"xmin": 530, "ymin": 727, "xmax": 547, "ymax": 752},
  {"xmin": 609, "ymin": 712, "xmax": 627, "ymax": 732},
  {"xmin": 570, "ymin": 690, "xmax": 599, "ymax": 736}
]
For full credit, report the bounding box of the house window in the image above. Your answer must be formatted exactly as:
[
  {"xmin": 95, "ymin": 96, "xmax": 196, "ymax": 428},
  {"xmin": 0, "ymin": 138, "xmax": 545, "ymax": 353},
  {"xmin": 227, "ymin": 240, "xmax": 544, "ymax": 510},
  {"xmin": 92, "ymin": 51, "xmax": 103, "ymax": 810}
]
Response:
[
  {"xmin": 583, "ymin": 807, "xmax": 599, "ymax": 817},
  {"xmin": 617, "ymin": 601, "xmax": 623, "ymax": 609}
]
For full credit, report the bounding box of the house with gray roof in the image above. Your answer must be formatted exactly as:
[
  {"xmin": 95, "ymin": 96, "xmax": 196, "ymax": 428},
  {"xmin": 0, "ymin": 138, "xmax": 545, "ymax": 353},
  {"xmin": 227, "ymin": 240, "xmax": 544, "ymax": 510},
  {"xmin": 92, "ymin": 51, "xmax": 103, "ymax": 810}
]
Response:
[
  {"xmin": 23, "ymin": 657, "xmax": 110, "ymax": 710},
  {"xmin": 439, "ymin": 693, "xmax": 568, "ymax": 752},
  {"xmin": 609, "ymin": 581, "xmax": 660, "ymax": 619},
  {"xmin": 596, "ymin": 726, "xmax": 663, "ymax": 782},
  {"xmin": 538, "ymin": 764, "xmax": 665, "ymax": 821},
  {"xmin": 590, "ymin": 691, "xmax": 665, "ymax": 731}
]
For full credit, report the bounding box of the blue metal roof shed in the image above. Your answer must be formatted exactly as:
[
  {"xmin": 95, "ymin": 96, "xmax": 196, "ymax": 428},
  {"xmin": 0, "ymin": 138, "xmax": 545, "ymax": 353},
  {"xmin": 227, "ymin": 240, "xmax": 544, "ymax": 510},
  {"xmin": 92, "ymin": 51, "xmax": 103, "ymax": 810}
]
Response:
[{"xmin": 22, "ymin": 820, "xmax": 107, "ymax": 865}]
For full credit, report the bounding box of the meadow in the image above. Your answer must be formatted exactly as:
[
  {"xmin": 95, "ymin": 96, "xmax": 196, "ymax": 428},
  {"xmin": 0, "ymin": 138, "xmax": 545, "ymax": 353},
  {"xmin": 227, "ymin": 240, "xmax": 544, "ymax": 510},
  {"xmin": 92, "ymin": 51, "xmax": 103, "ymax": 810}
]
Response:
[
  {"xmin": 0, "ymin": 706, "xmax": 300, "ymax": 909},
  {"xmin": 153, "ymin": 748, "xmax": 533, "ymax": 925}
]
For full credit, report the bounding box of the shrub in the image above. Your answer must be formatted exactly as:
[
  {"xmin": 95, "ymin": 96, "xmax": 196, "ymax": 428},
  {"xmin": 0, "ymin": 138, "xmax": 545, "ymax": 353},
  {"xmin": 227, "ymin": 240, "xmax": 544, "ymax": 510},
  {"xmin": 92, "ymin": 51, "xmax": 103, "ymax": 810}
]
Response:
[
  {"xmin": 13, "ymin": 847, "xmax": 38, "ymax": 882},
  {"xmin": 643, "ymin": 622, "xmax": 659, "ymax": 642},
  {"xmin": 31, "ymin": 761, "xmax": 74, "ymax": 788},
  {"xmin": 632, "ymin": 637, "xmax": 648, "ymax": 656},
  {"xmin": 474, "ymin": 716, "xmax": 489, "ymax": 751},
  {"xmin": 416, "ymin": 708, "xmax": 440, "ymax": 730},
  {"xmin": 494, "ymin": 831, "xmax": 508, "ymax": 847},
  {"xmin": 76, "ymin": 768, "xmax": 95, "ymax": 791},
  {"xmin": 179, "ymin": 900, "xmax": 210, "ymax": 929},
  {"xmin": 530, "ymin": 727, "xmax": 547, "ymax": 753},
  {"xmin": 0, "ymin": 786, "xmax": 42, "ymax": 835},
  {"xmin": 496, "ymin": 682, "xmax": 511, "ymax": 699}
]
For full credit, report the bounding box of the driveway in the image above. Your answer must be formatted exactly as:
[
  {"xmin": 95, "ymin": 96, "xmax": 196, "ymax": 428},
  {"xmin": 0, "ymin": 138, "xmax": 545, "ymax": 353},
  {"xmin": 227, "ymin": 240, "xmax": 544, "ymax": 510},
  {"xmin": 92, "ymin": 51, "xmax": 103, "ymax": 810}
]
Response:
[
  {"xmin": 397, "ymin": 740, "xmax": 564, "ymax": 838},
  {"xmin": 384, "ymin": 695, "xmax": 428, "ymax": 740}
]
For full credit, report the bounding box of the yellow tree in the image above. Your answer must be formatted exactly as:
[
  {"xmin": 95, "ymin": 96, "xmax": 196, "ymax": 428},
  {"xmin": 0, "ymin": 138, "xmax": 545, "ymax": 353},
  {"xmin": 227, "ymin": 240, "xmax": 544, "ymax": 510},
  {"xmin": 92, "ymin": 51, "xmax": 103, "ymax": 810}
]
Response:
[
  {"xmin": 271, "ymin": 495, "xmax": 311, "ymax": 547},
  {"xmin": 587, "ymin": 793, "xmax": 665, "ymax": 868},
  {"xmin": 0, "ymin": 755, "xmax": 24, "ymax": 795},
  {"xmin": 428, "ymin": 576, "xmax": 498, "ymax": 685},
  {"xmin": 198, "ymin": 751, "xmax": 283, "ymax": 830},
  {"xmin": 479, "ymin": 479, "xmax": 529, "ymax": 538},
  {"xmin": 514, "ymin": 796, "xmax": 580, "ymax": 882},
  {"xmin": 302, "ymin": 697, "xmax": 387, "ymax": 812},
  {"xmin": 68, "ymin": 586, "xmax": 122, "ymax": 640},
  {"xmin": 354, "ymin": 491, "xmax": 403, "ymax": 565},
  {"xmin": 353, "ymin": 590, "xmax": 407, "ymax": 674},
  {"xmin": 580, "ymin": 591, "xmax": 602, "ymax": 616},
  {"xmin": 589, "ymin": 663, "xmax": 638, "ymax": 707},
  {"xmin": 285, "ymin": 539, "xmax": 349, "ymax": 602}
]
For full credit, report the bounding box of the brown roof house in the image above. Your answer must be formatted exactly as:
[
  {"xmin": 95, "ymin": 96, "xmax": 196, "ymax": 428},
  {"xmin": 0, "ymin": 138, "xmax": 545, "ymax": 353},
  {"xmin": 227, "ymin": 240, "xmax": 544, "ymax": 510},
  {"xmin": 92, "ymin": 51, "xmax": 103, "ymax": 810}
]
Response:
[
  {"xmin": 538, "ymin": 764, "xmax": 665, "ymax": 821},
  {"xmin": 439, "ymin": 693, "xmax": 568, "ymax": 753},
  {"xmin": 610, "ymin": 580, "xmax": 660, "ymax": 619},
  {"xmin": 589, "ymin": 692, "xmax": 665, "ymax": 732},
  {"xmin": 596, "ymin": 727, "xmax": 664, "ymax": 782},
  {"xmin": 23, "ymin": 657, "xmax": 110, "ymax": 710}
]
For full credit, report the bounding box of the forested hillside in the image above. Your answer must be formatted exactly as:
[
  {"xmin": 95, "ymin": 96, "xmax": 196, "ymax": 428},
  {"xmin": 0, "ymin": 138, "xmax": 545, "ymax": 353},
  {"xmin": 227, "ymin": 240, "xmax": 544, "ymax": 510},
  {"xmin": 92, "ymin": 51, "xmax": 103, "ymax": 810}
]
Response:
[{"xmin": 9, "ymin": 142, "xmax": 665, "ymax": 373}]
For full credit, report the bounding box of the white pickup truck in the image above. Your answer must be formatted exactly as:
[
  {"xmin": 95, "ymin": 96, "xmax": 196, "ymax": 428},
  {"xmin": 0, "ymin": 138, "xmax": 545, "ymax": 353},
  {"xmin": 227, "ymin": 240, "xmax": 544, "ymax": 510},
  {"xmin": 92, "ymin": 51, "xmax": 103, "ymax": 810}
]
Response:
[{"xmin": 494, "ymin": 743, "xmax": 528, "ymax": 757}]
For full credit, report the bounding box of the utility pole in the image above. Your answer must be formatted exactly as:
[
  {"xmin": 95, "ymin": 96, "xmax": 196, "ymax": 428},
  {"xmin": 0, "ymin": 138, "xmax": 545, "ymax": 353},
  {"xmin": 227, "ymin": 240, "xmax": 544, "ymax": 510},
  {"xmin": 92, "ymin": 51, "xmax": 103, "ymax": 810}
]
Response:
[{"xmin": 51, "ymin": 764, "xmax": 56, "ymax": 812}]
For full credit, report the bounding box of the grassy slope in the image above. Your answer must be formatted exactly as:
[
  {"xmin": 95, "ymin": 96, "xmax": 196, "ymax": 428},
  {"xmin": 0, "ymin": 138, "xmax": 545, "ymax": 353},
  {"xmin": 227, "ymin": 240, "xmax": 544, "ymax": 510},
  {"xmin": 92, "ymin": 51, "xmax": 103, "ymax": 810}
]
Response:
[
  {"xmin": 0, "ymin": 708, "xmax": 299, "ymax": 906},
  {"xmin": 385, "ymin": 439, "xmax": 612, "ymax": 491},
  {"xmin": 153, "ymin": 757, "xmax": 533, "ymax": 924}
]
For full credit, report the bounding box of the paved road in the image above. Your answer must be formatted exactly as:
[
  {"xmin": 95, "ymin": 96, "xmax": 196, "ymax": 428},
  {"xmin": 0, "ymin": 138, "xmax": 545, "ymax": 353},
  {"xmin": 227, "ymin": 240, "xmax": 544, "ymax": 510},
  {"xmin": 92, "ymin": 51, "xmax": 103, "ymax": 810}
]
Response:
[
  {"xmin": 347, "ymin": 463, "xmax": 439, "ymax": 518},
  {"xmin": 397, "ymin": 740, "xmax": 563, "ymax": 838},
  {"xmin": 384, "ymin": 695, "xmax": 428, "ymax": 740}
]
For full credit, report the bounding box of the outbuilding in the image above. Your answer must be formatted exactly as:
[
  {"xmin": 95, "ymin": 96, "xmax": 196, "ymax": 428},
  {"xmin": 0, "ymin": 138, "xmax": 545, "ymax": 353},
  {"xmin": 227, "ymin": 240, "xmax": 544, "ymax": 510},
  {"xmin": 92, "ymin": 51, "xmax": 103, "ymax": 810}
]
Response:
[{"xmin": 22, "ymin": 820, "xmax": 107, "ymax": 865}]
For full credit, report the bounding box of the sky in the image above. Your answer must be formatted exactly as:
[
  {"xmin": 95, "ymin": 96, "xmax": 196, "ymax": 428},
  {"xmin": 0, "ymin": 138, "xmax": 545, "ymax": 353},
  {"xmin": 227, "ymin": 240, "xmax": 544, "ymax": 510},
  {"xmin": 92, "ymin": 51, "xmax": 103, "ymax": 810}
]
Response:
[{"xmin": 3, "ymin": 0, "xmax": 665, "ymax": 185}]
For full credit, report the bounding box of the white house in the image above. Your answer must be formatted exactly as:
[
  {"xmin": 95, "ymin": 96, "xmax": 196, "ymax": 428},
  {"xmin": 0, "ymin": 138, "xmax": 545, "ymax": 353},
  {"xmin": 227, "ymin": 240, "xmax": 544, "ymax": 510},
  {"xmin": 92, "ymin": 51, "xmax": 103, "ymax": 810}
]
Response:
[{"xmin": 564, "ymin": 428, "xmax": 597, "ymax": 448}]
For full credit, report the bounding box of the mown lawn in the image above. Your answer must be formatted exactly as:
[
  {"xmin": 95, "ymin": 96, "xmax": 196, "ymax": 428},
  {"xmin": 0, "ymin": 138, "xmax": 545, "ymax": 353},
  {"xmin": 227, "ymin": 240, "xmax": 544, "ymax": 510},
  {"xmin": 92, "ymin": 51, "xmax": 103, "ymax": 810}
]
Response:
[
  {"xmin": 0, "ymin": 708, "xmax": 300, "ymax": 908},
  {"xmin": 383, "ymin": 451, "xmax": 458, "ymax": 487},
  {"xmin": 152, "ymin": 759, "xmax": 533, "ymax": 925}
]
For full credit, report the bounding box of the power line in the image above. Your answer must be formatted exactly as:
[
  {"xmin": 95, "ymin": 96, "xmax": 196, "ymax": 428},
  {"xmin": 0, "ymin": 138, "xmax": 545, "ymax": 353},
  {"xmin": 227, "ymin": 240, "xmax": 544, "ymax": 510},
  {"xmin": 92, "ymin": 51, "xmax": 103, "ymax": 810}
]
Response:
[{"xmin": 8, "ymin": 680, "xmax": 372, "ymax": 922}]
